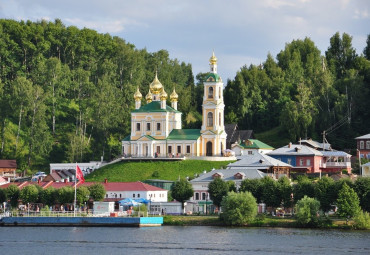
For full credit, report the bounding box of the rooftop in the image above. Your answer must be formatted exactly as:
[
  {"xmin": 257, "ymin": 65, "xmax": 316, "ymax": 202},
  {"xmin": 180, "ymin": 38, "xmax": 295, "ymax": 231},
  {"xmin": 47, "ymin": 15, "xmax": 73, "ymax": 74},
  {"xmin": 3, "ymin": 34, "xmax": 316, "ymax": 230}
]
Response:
[
  {"xmin": 267, "ymin": 144, "xmax": 323, "ymax": 156},
  {"xmin": 132, "ymin": 101, "xmax": 181, "ymax": 113}
]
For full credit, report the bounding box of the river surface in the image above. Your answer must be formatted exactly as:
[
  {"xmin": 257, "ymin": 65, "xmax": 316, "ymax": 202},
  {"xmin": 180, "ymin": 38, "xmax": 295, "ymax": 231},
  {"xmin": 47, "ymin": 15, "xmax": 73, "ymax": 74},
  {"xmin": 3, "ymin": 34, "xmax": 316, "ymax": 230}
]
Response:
[{"xmin": 0, "ymin": 226, "xmax": 369, "ymax": 254}]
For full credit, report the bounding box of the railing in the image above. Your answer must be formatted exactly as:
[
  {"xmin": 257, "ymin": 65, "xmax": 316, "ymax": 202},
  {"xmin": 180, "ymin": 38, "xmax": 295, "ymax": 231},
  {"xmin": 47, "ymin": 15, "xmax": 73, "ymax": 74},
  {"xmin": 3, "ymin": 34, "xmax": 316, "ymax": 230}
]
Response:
[
  {"xmin": 0, "ymin": 210, "xmax": 149, "ymax": 218},
  {"xmin": 324, "ymin": 162, "xmax": 351, "ymax": 167}
]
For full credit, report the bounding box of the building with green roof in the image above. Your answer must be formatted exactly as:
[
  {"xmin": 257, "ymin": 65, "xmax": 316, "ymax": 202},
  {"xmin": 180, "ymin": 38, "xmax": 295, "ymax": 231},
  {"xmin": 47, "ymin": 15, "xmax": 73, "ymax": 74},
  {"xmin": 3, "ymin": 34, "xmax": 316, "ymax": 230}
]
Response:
[{"xmin": 231, "ymin": 139, "xmax": 274, "ymax": 156}]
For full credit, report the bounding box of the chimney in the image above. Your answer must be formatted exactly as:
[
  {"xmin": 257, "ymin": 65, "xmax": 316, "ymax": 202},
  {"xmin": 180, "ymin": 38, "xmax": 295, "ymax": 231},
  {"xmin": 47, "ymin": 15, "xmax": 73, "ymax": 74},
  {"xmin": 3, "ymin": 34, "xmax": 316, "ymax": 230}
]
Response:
[
  {"xmin": 104, "ymin": 178, "xmax": 108, "ymax": 184},
  {"xmin": 288, "ymin": 142, "xmax": 292, "ymax": 148}
]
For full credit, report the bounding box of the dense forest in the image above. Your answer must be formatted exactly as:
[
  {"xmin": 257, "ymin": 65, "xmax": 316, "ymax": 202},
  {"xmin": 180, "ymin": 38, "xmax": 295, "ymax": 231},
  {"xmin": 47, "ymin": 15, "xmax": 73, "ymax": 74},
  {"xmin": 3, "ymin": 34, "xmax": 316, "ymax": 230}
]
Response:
[{"xmin": 0, "ymin": 19, "xmax": 369, "ymax": 172}]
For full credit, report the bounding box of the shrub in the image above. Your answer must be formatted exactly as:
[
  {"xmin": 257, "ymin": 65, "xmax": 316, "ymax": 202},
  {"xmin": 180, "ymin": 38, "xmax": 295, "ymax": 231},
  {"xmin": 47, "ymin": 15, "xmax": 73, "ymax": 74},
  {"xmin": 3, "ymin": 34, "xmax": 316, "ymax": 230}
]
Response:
[
  {"xmin": 220, "ymin": 191, "xmax": 257, "ymax": 226},
  {"xmin": 295, "ymin": 196, "xmax": 320, "ymax": 227},
  {"xmin": 353, "ymin": 211, "xmax": 370, "ymax": 230}
]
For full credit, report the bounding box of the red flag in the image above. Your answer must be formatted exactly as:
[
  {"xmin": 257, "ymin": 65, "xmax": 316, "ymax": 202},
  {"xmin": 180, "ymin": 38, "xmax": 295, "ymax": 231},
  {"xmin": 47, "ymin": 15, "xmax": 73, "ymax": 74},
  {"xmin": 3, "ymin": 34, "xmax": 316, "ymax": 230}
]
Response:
[{"xmin": 76, "ymin": 165, "xmax": 85, "ymax": 184}]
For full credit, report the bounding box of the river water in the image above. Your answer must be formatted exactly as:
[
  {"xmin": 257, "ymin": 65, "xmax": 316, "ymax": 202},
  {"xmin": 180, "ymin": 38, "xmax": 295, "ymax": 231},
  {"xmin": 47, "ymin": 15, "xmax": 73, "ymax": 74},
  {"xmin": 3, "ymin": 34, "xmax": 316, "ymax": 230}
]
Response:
[{"xmin": 0, "ymin": 226, "xmax": 369, "ymax": 254}]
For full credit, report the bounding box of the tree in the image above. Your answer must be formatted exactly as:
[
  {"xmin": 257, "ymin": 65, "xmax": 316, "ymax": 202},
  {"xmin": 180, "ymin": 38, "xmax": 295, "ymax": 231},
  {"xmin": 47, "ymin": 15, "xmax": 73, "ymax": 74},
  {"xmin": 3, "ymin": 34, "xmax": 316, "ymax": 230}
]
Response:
[
  {"xmin": 278, "ymin": 176, "xmax": 293, "ymax": 208},
  {"xmin": 208, "ymin": 178, "xmax": 229, "ymax": 210},
  {"xmin": 336, "ymin": 183, "xmax": 360, "ymax": 221},
  {"xmin": 170, "ymin": 178, "xmax": 194, "ymax": 212},
  {"xmin": 364, "ymin": 34, "xmax": 370, "ymax": 60},
  {"xmin": 226, "ymin": 180, "xmax": 237, "ymax": 192},
  {"xmin": 259, "ymin": 176, "xmax": 280, "ymax": 208},
  {"xmin": 314, "ymin": 176, "xmax": 336, "ymax": 212},
  {"xmin": 88, "ymin": 183, "xmax": 106, "ymax": 201},
  {"xmin": 19, "ymin": 184, "xmax": 39, "ymax": 204},
  {"xmin": 354, "ymin": 177, "xmax": 370, "ymax": 212},
  {"xmin": 295, "ymin": 196, "xmax": 321, "ymax": 227},
  {"xmin": 76, "ymin": 186, "xmax": 90, "ymax": 205},
  {"xmin": 39, "ymin": 187, "xmax": 56, "ymax": 206},
  {"xmin": 57, "ymin": 186, "xmax": 74, "ymax": 204},
  {"xmin": 5, "ymin": 184, "xmax": 20, "ymax": 207},
  {"xmin": 0, "ymin": 188, "xmax": 7, "ymax": 203},
  {"xmin": 293, "ymin": 176, "xmax": 315, "ymax": 202},
  {"xmin": 221, "ymin": 191, "xmax": 257, "ymax": 226},
  {"xmin": 239, "ymin": 178, "xmax": 261, "ymax": 202}
]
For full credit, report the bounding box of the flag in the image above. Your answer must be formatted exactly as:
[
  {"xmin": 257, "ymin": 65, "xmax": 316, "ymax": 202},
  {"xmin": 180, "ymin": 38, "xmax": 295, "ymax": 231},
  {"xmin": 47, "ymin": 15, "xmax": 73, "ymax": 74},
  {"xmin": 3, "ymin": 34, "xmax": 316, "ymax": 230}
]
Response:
[{"xmin": 76, "ymin": 165, "xmax": 85, "ymax": 184}]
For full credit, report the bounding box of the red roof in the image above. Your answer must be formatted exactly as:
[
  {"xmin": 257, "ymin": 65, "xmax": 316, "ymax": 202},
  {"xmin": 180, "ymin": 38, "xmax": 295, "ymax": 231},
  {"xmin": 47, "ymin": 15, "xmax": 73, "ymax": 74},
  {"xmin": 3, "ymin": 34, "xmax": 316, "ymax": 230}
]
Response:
[
  {"xmin": 0, "ymin": 181, "xmax": 166, "ymax": 192},
  {"xmin": 0, "ymin": 160, "xmax": 17, "ymax": 168}
]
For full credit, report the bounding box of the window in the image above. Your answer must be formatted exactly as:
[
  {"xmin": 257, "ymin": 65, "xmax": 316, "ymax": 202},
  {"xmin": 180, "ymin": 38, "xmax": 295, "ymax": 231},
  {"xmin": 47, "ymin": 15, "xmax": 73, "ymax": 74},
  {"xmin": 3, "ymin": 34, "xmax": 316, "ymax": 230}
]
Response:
[
  {"xmin": 360, "ymin": 141, "xmax": 364, "ymax": 149},
  {"xmin": 248, "ymin": 151, "xmax": 253, "ymax": 155},
  {"xmin": 195, "ymin": 193, "xmax": 199, "ymax": 200},
  {"xmin": 168, "ymin": 146, "xmax": 172, "ymax": 154},
  {"xmin": 177, "ymin": 145, "xmax": 181, "ymax": 154},
  {"xmin": 105, "ymin": 194, "xmax": 108, "ymax": 198},
  {"xmin": 156, "ymin": 146, "xmax": 160, "ymax": 154},
  {"xmin": 186, "ymin": 145, "xmax": 191, "ymax": 154},
  {"xmin": 299, "ymin": 159, "xmax": 304, "ymax": 166},
  {"xmin": 202, "ymin": 193, "xmax": 206, "ymax": 200},
  {"xmin": 136, "ymin": 123, "xmax": 140, "ymax": 131},
  {"xmin": 115, "ymin": 194, "xmax": 117, "ymax": 198},
  {"xmin": 287, "ymin": 158, "xmax": 292, "ymax": 165},
  {"xmin": 138, "ymin": 194, "xmax": 140, "ymax": 198},
  {"xmin": 120, "ymin": 194, "xmax": 122, "ymax": 198},
  {"xmin": 133, "ymin": 194, "xmax": 135, "ymax": 198},
  {"xmin": 208, "ymin": 87, "xmax": 214, "ymax": 98},
  {"xmin": 157, "ymin": 123, "xmax": 161, "ymax": 131},
  {"xmin": 219, "ymin": 87, "xmax": 221, "ymax": 99},
  {"xmin": 207, "ymin": 112, "xmax": 213, "ymax": 127},
  {"xmin": 307, "ymin": 159, "xmax": 311, "ymax": 166},
  {"xmin": 367, "ymin": 141, "xmax": 370, "ymax": 149},
  {"xmin": 147, "ymin": 123, "xmax": 151, "ymax": 131}
]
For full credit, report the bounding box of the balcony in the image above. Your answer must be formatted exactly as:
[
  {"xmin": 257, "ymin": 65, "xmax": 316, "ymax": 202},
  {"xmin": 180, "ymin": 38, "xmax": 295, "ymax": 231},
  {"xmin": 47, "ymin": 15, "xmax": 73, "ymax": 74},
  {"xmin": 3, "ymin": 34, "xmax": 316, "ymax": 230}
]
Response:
[{"xmin": 323, "ymin": 162, "xmax": 351, "ymax": 168}]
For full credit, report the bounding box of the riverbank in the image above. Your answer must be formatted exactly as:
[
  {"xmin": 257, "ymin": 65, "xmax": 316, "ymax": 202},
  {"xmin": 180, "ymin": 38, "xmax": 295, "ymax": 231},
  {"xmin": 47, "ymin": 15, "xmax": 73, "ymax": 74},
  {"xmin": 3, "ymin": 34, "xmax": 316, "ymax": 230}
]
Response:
[{"xmin": 163, "ymin": 215, "xmax": 357, "ymax": 229}]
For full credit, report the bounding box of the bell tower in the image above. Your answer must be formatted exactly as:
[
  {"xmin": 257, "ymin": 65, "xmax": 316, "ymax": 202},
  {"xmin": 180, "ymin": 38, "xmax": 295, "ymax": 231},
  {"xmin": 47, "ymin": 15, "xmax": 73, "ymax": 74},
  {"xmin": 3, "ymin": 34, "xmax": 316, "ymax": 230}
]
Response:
[{"xmin": 200, "ymin": 52, "xmax": 227, "ymax": 156}]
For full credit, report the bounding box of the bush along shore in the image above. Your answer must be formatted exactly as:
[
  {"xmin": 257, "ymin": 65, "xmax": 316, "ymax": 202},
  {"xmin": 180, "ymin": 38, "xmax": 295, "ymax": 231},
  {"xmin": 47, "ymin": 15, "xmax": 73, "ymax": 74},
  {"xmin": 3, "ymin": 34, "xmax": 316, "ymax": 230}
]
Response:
[{"xmin": 163, "ymin": 214, "xmax": 367, "ymax": 230}]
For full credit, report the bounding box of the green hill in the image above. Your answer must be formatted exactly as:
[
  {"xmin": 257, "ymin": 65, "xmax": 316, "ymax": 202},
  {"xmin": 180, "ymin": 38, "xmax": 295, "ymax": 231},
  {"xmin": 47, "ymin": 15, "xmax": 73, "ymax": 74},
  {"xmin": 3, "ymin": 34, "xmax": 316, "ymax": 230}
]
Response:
[{"xmin": 85, "ymin": 160, "xmax": 234, "ymax": 182}]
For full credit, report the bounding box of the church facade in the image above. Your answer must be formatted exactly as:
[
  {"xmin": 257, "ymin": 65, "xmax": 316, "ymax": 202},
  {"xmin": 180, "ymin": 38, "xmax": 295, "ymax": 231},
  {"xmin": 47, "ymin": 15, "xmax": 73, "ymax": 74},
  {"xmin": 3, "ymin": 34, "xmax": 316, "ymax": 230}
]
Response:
[{"xmin": 122, "ymin": 53, "xmax": 227, "ymax": 158}]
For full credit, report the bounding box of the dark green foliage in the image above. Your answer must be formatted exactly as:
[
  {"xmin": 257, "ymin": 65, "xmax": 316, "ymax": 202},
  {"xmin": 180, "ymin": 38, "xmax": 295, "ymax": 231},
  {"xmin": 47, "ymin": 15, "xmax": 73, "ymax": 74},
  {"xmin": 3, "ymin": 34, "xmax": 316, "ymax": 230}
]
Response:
[
  {"xmin": 19, "ymin": 184, "xmax": 39, "ymax": 204},
  {"xmin": 76, "ymin": 186, "xmax": 90, "ymax": 205},
  {"xmin": 170, "ymin": 178, "xmax": 194, "ymax": 211},
  {"xmin": 0, "ymin": 188, "xmax": 7, "ymax": 203},
  {"xmin": 314, "ymin": 176, "xmax": 336, "ymax": 212},
  {"xmin": 354, "ymin": 177, "xmax": 370, "ymax": 212},
  {"xmin": 208, "ymin": 178, "xmax": 229, "ymax": 209},
  {"xmin": 239, "ymin": 178, "xmax": 261, "ymax": 202},
  {"xmin": 226, "ymin": 180, "xmax": 237, "ymax": 192},
  {"xmin": 5, "ymin": 184, "xmax": 19, "ymax": 207},
  {"xmin": 221, "ymin": 191, "xmax": 257, "ymax": 226},
  {"xmin": 39, "ymin": 187, "xmax": 56, "ymax": 206},
  {"xmin": 259, "ymin": 176, "xmax": 280, "ymax": 207},
  {"xmin": 293, "ymin": 176, "xmax": 315, "ymax": 202},
  {"xmin": 56, "ymin": 186, "xmax": 74, "ymax": 204},
  {"xmin": 277, "ymin": 176, "xmax": 293, "ymax": 208},
  {"xmin": 88, "ymin": 183, "xmax": 106, "ymax": 201}
]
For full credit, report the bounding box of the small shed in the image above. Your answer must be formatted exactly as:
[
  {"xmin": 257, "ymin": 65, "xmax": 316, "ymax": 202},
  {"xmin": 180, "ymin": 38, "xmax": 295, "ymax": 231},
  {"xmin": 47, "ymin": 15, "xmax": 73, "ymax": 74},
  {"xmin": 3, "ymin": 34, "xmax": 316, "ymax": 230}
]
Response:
[{"xmin": 0, "ymin": 160, "xmax": 17, "ymax": 178}]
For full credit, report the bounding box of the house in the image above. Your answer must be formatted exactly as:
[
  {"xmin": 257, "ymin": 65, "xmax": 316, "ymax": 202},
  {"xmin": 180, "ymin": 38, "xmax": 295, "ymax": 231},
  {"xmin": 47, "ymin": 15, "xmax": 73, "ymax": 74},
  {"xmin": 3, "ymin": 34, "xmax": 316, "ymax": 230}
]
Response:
[
  {"xmin": 189, "ymin": 168, "xmax": 266, "ymax": 213},
  {"xmin": 226, "ymin": 152, "xmax": 292, "ymax": 178},
  {"xmin": 321, "ymin": 150, "xmax": 352, "ymax": 173},
  {"xmin": 300, "ymin": 138, "xmax": 331, "ymax": 151},
  {"xmin": 0, "ymin": 160, "xmax": 17, "ymax": 179},
  {"xmin": 231, "ymin": 139, "xmax": 274, "ymax": 156},
  {"xmin": 355, "ymin": 133, "xmax": 370, "ymax": 159},
  {"xmin": 267, "ymin": 143, "xmax": 323, "ymax": 173},
  {"xmin": 122, "ymin": 52, "xmax": 227, "ymax": 158},
  {"xmin": 50, "ymin": 162, "xmax": 102, "ymax": 179},
  {"xmin": 0, "ymin": 176, "xmax": 9, "ymax": 186},
  {"xmin": 225, "ymin": 123, "xmax": 254, "ymax": 149},
  {"xmin": 362, "ymin": 162, "xmax": 370, "ymax": 177}
]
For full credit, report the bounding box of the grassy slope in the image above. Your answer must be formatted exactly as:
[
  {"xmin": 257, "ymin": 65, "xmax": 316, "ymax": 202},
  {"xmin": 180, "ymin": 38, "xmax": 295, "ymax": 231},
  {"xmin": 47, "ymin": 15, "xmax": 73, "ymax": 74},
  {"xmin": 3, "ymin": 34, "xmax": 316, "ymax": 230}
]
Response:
[
  {"xmin": 255, "ymin": 126, "xmax": 291, "ymax": 149},
  {"xmin": 85, "ymin": 160, "xmax": 234, "ymax": 182}
]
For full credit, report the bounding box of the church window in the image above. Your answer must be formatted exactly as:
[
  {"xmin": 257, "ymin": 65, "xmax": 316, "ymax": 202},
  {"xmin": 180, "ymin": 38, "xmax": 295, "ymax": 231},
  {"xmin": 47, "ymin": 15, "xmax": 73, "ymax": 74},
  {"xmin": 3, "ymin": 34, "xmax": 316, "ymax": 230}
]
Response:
[
  {"xmin": 147, "ymin": 123, "xmax": 151, "ymax": 131},
  {"xmin": 157, "ymin": 146, "xmax": 160, "ymax": 154},
  {"xmin": 136, "ymin": 123, "xmax": 140, "ymax": 131},
  {"xmin": 219, "ymin": 87, "xmax": 221, "ymax": 98},
  {"xmin": 157, "ymin": 123, "xmax": 161, "ymax": 131},
  {"xmin": 187, "ymin": 145, "xmax": 191, "ymax": 154},
  {"xmin": 202, "ymin": 193, "xmax": 206, "ymax": 200},
  {"xmin": 207, "ymin": 112, "xmax": 213, "ymax": 127},
  {"xmin": 177, "ymin": 145, "xmax": 181, "ymax": 154},
  {"xmin": 208, "ymin": 87, "xmax": 214, "ymax": 99},
  {"xmin": 168, "ymin": 146, "xmax": 172, "ymax": 154},
  {"xmin": 195, "ymin": 193, "xmax": 199, "ymax": 200}
]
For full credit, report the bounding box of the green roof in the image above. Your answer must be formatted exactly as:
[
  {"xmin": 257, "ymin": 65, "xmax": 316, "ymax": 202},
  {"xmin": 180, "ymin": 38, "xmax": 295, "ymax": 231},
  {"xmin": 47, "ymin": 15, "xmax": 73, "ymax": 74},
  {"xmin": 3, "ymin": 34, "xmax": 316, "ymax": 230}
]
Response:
[
  {"xmin": 122, "ymin": 135, "xmax": 131, "ymax": 141},
  {"xmin": 167, "ymin": 129, "xmax": 201, "ymax": 140},
  {"xmin": 239, "ymin": 139, "xmax": 274, "ymax": 149},
  {"xmin": 205, "ymin": 73, "xmax": 221, "ymax": 82},
  {"xmin": 132, "ymin": 101, "xmax": 181, "ymax": 113}
]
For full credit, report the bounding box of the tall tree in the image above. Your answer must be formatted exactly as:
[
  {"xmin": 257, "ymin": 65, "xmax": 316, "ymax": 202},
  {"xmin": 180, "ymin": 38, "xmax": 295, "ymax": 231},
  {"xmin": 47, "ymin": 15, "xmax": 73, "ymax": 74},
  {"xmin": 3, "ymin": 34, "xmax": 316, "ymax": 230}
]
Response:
[
  {"xmin": 170, "ymin": 178, "xmax": 194, "ymax": 212},
  {"xmin": 208, "ymin": 178, "xmax": 229, "ymax": 210}
]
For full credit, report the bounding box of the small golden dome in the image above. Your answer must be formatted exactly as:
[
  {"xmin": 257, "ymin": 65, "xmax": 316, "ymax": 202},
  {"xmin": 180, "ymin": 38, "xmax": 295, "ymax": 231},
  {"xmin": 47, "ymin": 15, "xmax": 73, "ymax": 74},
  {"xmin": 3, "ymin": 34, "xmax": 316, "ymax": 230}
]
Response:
[
  {"xmin": 210, "ymin": 51, "xmax": 217, "ymax": 65},
  {"xmin": 170, "ymin": 88, "xmax": 178, "ymax": 102},
  {"xmin": 134, "ymin": 87, "xmax": 142, "ymax": 101},
  {"xmin": 146, "ymin": 89, "xmax": 153, "ymax": 103},
  {"xmin": 160, "ymin": 89, "xmax": 168, "ymax": 101},
  {"xmin": 149, "ymin": 72, "xmax": 163, "ymax": 95}
]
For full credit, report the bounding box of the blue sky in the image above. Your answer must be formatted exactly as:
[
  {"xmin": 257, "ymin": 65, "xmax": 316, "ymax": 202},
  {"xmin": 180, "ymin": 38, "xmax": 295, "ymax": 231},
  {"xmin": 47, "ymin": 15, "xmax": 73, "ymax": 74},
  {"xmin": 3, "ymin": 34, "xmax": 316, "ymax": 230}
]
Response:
[{"xmin": 1, "ymin": 0, "xmax": 369, "ymax": 81}]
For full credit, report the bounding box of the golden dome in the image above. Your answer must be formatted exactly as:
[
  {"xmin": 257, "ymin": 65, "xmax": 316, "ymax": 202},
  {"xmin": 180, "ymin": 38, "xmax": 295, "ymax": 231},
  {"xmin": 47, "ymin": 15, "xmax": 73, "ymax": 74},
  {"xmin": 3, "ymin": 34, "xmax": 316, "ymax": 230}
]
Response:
[
  {"xmin": 146, "ymin": 89, "xmax": 153, "ymax": 103},
  {"xmin": 209, "ymin": 51, "xmax": 217, "ymax": 65},
  {"xmin": 170, "ymin": 88, "xmax": 178, "ymax": 102},
  {"xmin": 149, "ymin": 72, "xmax": 163, "ymax": 95},
  {"xmin": 134, "ymin": 87, "xmax": 142, "ymax": 101},
  {"xmin": 160, "ymin": 89, "xmax": 168, "ymax": 101}
]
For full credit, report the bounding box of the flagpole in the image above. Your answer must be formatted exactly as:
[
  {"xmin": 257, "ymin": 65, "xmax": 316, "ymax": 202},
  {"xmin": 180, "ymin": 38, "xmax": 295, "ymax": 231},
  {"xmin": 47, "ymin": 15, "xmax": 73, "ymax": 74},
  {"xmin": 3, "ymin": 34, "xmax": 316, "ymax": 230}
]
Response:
[{"xmin": 74, "ymin": 162, "xmax": 77, "ymax": 217}]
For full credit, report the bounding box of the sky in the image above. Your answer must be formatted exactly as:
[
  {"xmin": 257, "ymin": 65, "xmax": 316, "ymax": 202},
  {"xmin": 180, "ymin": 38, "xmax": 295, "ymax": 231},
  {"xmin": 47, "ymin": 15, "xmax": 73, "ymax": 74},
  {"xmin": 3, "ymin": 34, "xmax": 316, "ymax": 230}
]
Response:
[{"xmin": 0, "ymin": 0, "xmax": 369, "ymax": 82}]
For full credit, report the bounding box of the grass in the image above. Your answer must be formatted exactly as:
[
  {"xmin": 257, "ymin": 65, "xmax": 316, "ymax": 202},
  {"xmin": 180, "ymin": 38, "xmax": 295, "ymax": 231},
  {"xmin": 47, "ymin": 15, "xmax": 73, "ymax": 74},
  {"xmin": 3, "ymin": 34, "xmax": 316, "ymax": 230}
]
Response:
[
  {"xmin": 85, "ymin": 160, "xmax": 234, "ymax": 182},
  {"xmin": 255, "ymin": 126, "xmax": 291, "ymax": 149}
]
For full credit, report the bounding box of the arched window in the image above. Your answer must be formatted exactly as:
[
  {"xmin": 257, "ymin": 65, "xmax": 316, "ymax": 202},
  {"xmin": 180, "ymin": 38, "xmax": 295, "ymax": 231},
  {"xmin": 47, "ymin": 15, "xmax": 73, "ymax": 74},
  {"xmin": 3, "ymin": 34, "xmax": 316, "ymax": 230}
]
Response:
[
  {"xmin": 207, "ymin": 112, "xmax": 213, "ymax": 127},
  {"xmin": 208, "ymin": 87, "xmax": 213, "ymax": 98}
]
